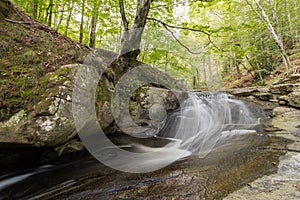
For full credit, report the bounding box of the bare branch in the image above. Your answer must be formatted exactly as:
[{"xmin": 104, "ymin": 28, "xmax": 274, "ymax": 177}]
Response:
[
  {"xmin": 119, "ymin": 0, "xmax": 129, "ymax": 30},
  {"xmin": 148, "ymin": 17, "xmax": 221, "ymax": 53},
  {"xmin": 161, "ymin": 22, "xmax": 210, "ymax": 55},
  {"xmin": 147, "ymin": 17, "xmax": 210, "ymax": 35}
]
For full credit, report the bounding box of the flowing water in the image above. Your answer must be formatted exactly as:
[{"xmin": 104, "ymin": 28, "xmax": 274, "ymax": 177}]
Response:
[{"xmin": 0, "ymin": 92, "xmax": 290, "ymax": 199}]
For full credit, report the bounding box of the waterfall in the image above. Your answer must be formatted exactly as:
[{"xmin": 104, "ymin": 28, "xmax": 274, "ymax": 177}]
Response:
[{"xmin": 158, "ymin": 92, "xmax": 267, "ymax": 158}]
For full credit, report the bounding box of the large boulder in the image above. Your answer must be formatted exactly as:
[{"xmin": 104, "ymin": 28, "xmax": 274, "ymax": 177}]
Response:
[{"xmin": 0, "ymin": 50, "xmax": 185, "ymax": 148}]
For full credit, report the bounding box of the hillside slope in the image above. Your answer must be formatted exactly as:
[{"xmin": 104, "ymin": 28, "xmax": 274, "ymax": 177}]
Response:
[{"xmin": 0, "ymin": 0, "xmax": 90, "ymax": 121}]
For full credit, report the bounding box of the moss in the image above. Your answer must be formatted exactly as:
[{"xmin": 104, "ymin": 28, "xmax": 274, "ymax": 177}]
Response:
[
  {"xmin": 0, "ymin": 39, "xmax": 9, "ymax": 58},
  {"xmin": 18, "ymin": 48, "xmax": 39, "ymax": 64},
  {"xmin": 0, "ymin": 109, "xmax": 27, "ymax": 128},
  {"xmin": 0, "ymin": 0, "xmax": 11, "ymax": 20},
  {"xmin": 34, "ymin": 98, "xmax": 53, "ymax": 115},
  {"xmin": 0, "ymin": 2, "xmax": 89, "ymax": 121}
]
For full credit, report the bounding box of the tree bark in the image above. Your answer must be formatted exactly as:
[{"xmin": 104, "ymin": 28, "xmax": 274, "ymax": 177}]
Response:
[
  {"xmin": 235, "ymin": 59, "xmax": 241, "ymax": 79},
  {"xmin": 89, "ymin": 15, "xmax": 97, "ymax": 48},
  {"xmin": 119, "ymin": 0, "xmax": 153, "ymax": 59},
  {"xmin": 79, "ymin": 0, "xmax": 86, "ymax": 43},
  {"xmin": 47, "ymin": 0, "xmax": 54, "ymax": 27},
  {"xmin": 64, "ymin": 1, "xmax": 73, "ymax": 36}
]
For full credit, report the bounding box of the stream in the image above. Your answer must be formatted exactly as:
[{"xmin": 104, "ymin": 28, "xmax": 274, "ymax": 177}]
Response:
[{"xmin": 0, "ymin": 92, "xmax": 291, "ymax": 199}]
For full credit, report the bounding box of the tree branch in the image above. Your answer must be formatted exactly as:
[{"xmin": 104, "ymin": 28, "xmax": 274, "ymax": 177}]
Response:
[
  {"xmin": 119, "ymin": 0, "xmax": 129, "ymax": 30},
  {"xmin": 148, "ymin": 17, "xmax": 221, "ymax": 53},
  {"xmin": 164, "ymin": 24, "xmax": 209, "ymax": 55},
  {"xmin": 147, "ymin": 17, "xmax": 211, "ymax": 35},
  {"xmin": 133, "ymin": 0, "xmax": 152, "ymax": 29}
]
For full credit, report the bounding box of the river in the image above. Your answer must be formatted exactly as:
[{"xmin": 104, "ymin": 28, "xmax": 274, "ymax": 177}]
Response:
[{"xmin": 0, "ymin": 93, "xmax": 291, "ymax": 199}]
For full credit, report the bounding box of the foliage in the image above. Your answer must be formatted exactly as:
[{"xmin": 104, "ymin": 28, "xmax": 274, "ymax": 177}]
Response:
[{"xmin": 9, "ymin": 0, "xmax": 300, "ymax": 89}]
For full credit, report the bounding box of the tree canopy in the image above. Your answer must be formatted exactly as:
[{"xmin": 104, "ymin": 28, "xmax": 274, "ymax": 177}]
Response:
[{"xmin": 11, "ymin": 0, "xmax": 300, "ymax": 88}]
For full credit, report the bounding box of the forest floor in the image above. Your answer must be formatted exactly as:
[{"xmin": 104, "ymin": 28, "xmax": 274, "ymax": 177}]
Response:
[
  {"xmin": 225, "ymin": 52, "xmax": 300, "ymax": 89},
  {"xmin": 0, "ymin": 2, "xmax": 89, "ymax": 121}
]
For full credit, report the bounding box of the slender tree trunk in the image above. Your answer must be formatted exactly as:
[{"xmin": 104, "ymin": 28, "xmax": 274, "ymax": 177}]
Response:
[
  {"xmin": 203, "ymin": 55, "xmax": 207, "ymax": 88},
  {"xmin": 46, "ymin": 0, "xmax": 54, "ymax": 27},
  {"xmin": 79, "ymin": 0, "xmax": 86, "ymax": 43},
  {"xmin": 65, "ymin": 1, "xmax": 73, "ymax": 36},
  {"xmin": 165, "ymin": 51, "xmax": 168, "ymax": 72},
  {"xmin": 38, "ymin": 1, "xmax": 43, "ymax": 20},
  {"xmin": 26, "ymin": 1, "xmax": 30, "ymax": 13},
  {"xmin": 208, "ymin": 54, "xmax": 213, "ymax": 85},
  {"xmin": 253, "ymin": 0, "xmax": 291, "ymax": 69},
  {"xmin": 235, "ymin": 59, "xmax": 241, "ymax": 79},
  {"xmin": 293, "ymin": 0, "xmax": 299, "ymax": 42},
  {"xmin": 140, "ymin": 42, "xmax": 148, "ymax": 62},
  {"xmin": 32, "ymin": 0, "xmax": 38, "ymax": 18},
  {"xmin": 268, "ymin": 0, "xmax": 278, "ymax": 29},
  {"xmin": 89, "ymin": 15, "xmax": 97, "ymax": 48},
  {"xmin": 56, "ymin": 3, "xmax": 65, "ymax": 31}
]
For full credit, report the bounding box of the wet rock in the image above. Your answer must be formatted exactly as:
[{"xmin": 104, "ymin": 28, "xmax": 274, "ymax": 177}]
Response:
[
  {"xmin": 226, "ymin": 107, "xmax": 300, "ymax": 200},
  {"xmin": 55, "ymin": 139, "xmax": 84, "ymax": 156}
]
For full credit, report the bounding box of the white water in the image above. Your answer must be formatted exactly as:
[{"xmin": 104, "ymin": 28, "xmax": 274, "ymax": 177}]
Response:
[
  {"xmin": 0, "ymin": 92, "xmax": 266, "ymax": 185},
  {"xmin": 159, "ymin": 92, "xmax": 266, "ymax": 158},
  {"xmin": 95, "ymin": 92, "xmax": 266, "ymax": 172},
  {"xmin": 0, "ymin": 165, "xmax": 54, "ymax": 191}
]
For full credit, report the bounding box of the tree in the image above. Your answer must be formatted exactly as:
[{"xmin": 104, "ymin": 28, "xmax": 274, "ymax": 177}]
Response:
[
  {"xmin": 246, "ymin": 0, "xmax": 292, "ymax": 69},
  {"xmin": 119, "ymin": 0, "xmax": 153, "ymax": 59},
  {"xmin": 79, "ymin": 0, "xmax": 86, "ymax": 43}
]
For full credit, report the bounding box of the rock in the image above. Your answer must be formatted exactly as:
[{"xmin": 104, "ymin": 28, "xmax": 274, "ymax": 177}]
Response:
[
  {"xmin": 272, "ymin": 106, "xmax": 297, "ymax": 116},
  {"xmin": 227, "ymin": 87, "xmax": 259, "ymax": 96},
  {"xmin": 226, "ymin": 106, "xmax": 300, "ymax": 200},
  {"xmin": 287, "ymin": 88, "xmax": 300, "ymax": 108},
  {"xmin": 0, "ymin": 49, "xmax": 184, "ymax": 148},
  {"xmin": 270, "ymin": 84, "xmax": 300, "ymax": 95},
  {"xmin": 19, "ymin": 64, "xmax": 79, "ymax": 147},
  {"xmin": 254, "ymin": 92, "xmax": 273, "ymax": 101},
  {"xmin": 55, "ymin": 139, "xmax": 84, "ymax": 156},
  {"xmin": 0, "ymin": 110, "xmax": 29, "ymax": 144},
  {"xmin": 278, "ymin": 95, "xmax": 289, "ymax": 101},
  {"xmin": 117, "ymin": 86, "xmax": 188, "ymax": 135},
  {"xmin": 278, "ymin": 101, "xmax": 286, "ymax": 105}
]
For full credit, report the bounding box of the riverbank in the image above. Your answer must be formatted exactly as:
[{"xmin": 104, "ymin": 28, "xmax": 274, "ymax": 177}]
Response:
[{"xmin": 225, "ymin": 107, "xmax": 300, "ymax": 200}]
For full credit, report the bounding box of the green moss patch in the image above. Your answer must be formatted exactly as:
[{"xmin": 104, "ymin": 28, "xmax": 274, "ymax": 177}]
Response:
[{"xmin": 0, "ymin": 2, "xmax": 89, "ymax": 121}]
